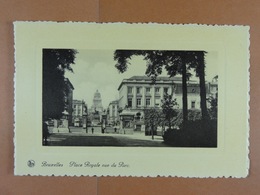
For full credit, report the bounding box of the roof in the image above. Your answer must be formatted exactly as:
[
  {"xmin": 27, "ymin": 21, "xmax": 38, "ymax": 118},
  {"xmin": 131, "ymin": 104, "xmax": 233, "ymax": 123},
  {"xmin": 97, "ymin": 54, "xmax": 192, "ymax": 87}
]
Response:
[
  {"xmin": 128, "ymin": 75, "xmax": 182, "ymax": 81},
  {"xmin": 73, "ymin": 100, "xmax": 86, "ymax": 105},
  {"xmin": 109, "ymin": 100, "xmax": 119, "ymax": 105},
  {"xmin": 64, "ymin": 78, "xmax": 74, "ymax": 90},
  {"xmin": 117, "ymin": 75, "xmax": 186, "ymax": 90},
  {"xmin": 119, "ymin": 111, "xmax": 135, "ymax": 116}
]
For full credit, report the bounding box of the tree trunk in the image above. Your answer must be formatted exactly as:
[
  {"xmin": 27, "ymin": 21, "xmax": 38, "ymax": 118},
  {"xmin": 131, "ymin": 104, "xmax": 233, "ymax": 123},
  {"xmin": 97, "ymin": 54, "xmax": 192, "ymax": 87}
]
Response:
[
  {"xmin": 151, "ymin": 124, "xmax": 154, "ymax": 140},
  {"xmin": 198, "ymin": 52, "xmax": 209, "ymax": 121},
  {"xmin": 199, "ymin": 68, "xmax": 208, "ymax": 121},
  {"xmin": 182, "ymin": 56, "xmax": 188, "ymax": 126},
  {"xmin": 168, "ymin": 118, "xmax": 171, "ymax": 130}
]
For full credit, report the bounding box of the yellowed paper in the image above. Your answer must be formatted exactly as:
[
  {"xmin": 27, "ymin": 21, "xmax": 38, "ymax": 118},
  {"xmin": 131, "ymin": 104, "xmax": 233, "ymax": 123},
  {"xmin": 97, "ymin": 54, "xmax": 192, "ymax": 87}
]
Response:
[{"xmin": 14, "ymin": 22, "xmax": 249, "ymax": 177}]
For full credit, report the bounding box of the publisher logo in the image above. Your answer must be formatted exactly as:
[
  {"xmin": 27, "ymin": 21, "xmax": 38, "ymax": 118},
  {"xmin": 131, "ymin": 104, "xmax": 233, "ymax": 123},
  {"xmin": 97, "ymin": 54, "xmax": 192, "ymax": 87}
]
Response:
[{"xmin": 27, "ymin": 160, "xmax": 35, "ymax": 168}]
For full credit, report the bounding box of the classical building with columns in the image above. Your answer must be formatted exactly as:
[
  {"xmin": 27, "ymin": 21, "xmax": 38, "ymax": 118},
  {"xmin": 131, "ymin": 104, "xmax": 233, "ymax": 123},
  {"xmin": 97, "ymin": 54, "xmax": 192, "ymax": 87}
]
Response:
[{"xmin": 117, "ymin": 75, "xmax": 217, "ymax": 133}]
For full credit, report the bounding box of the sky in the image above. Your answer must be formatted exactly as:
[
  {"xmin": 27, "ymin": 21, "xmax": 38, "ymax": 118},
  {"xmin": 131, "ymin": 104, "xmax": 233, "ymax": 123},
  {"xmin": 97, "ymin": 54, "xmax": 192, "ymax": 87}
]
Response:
[{"xmin": 65, "ymin": 50, "xmax": 218, "ymax": 109}]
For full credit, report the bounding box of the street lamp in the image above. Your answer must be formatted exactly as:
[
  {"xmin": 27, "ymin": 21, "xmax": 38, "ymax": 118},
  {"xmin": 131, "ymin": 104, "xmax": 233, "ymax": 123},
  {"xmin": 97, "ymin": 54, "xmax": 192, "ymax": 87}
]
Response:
[
  {"xmin": 83, "ymin": 106, "xmax": 88, "ymax": 133},
  {"xmin": 101, "ymin": 112, "xmax": 107, "ymax": 134},
  {"xmin": 62, "ymin": 110, "xmax": 70, "ymax": 133}
]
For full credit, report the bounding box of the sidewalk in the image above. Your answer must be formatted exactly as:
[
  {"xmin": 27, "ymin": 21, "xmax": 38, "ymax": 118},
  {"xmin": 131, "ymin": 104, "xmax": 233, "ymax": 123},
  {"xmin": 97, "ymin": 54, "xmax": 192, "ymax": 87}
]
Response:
[{"xmin": 45, "ymin": 128, "xmax": 167, "ymax": 147}]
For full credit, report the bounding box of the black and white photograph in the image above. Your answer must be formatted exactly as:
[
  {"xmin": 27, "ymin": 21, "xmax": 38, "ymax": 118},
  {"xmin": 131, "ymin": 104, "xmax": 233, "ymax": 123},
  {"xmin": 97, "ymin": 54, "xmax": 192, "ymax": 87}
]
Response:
[
  {"xmin": 14, "ymin": 22, "xmax": 249, "ymax": 177},
  {"xmin": 42, "ymin": 49, "xmax": 218, "ymax": 147}
]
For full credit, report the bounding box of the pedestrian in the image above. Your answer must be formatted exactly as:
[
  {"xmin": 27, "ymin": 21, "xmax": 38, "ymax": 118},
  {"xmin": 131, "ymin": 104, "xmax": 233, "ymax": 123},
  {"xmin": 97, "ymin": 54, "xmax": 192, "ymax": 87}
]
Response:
[
  {"xmin": 43, "ymin": 121, "xmax": 49, "ymax": 145},
  {"xmin": 91, "ymin": 127, "xmax": 94, "ymax": 134},
  {"xmin": 114, "ymin": 127, "xmax": 117, "ymax": 133}
]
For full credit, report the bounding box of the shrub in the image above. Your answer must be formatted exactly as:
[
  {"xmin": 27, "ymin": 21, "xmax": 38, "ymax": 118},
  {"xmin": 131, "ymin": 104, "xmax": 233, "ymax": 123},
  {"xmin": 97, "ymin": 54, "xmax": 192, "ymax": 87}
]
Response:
[{"xmin": 163, "ymin": 119, "xmax": 217, "ymax": 147}]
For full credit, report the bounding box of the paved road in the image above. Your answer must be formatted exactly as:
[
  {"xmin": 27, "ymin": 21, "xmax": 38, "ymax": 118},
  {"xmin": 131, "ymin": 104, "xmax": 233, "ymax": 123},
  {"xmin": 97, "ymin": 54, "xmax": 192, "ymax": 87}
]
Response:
[
  {"xmin": 46, "ymin": 127, "xmax": 168, "ymax": 147},
  {"xmin": 70, "ymin": 126, "xmax": 119, "ymax": 134}
]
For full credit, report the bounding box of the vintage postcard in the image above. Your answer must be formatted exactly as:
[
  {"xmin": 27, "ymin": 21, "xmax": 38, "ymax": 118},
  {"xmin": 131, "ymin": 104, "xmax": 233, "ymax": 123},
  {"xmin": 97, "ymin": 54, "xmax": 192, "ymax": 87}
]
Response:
[{"xmin": 14, "ymin": 22, "xmax": 249, "ymax": 177}]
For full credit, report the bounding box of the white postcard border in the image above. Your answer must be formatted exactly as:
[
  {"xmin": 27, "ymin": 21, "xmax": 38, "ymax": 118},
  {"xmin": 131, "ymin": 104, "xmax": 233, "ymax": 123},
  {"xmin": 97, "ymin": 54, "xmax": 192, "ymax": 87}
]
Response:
[{"xmin": 14, "ymin": 22, "xmax": 249, "ymax": 177}]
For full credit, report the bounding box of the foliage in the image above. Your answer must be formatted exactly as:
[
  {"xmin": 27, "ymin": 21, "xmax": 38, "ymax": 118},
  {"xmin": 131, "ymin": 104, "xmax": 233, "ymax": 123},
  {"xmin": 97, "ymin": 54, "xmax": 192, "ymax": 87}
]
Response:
[
  {"xmin": 43, "ymin": 49, "xmax": 77, "ymax": 121},
  {"xmin": 143, "ymin": 108, "xmax": 163, "ymax": 139},
  {"xmin": 188, "ymin": 109, "xmax": 202, "ymax": 121},
  {"xmin": 163, "ymin": 119, "xmax": 217, "ymax": 147},
  {"xmin": 208, "ymin": 95, "xmax": 218, "ymax": 119},
  {"xmin": 207, "ymin": 75, "xmax": 218, "ymax": 119},
  {"xmin": 161, "ymin": 93, "xmax": 178, "ymax": 129},
  {"xmin": 114, "ymin": 50, "xmax": 209, "ymax": 124},
  {"xmin": 114, "ymin": 50, "xmax": 195, "ymax": 83},
  {"xmin": 171, "ymin": 109, "xmax": 202, "ymax": 127}
]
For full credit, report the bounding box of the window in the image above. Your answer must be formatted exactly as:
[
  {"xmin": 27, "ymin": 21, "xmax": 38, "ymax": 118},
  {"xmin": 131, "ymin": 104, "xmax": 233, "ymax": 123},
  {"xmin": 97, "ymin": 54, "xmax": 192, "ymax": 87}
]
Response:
[
  {"xmin": 155, "ymin": 98, "xmax": 160, "ymax": 107},
  {"xmin": 191, "ymin": 101, "xmax": 196, "ymax": 109},
  {"xmin": 128, "ymin": 87, "xmax": 132, "ymax": 94},
  {"xmin": 137, "ymin": 98, "xmax": 141, "ymax": 107},
  {"xmin": 136, "ymin": 112, "xmax": 141, "ymax": 120},
  {"xmin": 155, "ymin": 87, "xmax": 160, "ymax": 93},
  {"xmin": 164, "ymin": 87, "xmax": 168, "ymax": 94},
  {"xmin": 137, "ymin": 87, "xmax": 141, "ymax": 94},
  {"xmin": 127, "ymin": 98, "xmax": 132, "ymax": 108},
  {"xmin": 146, "ymin": 87, "xmax": 150, "ymax": 93},
  {"xmin": 146, "ymin": 98, "xmax": 151, "ymax": 106}
]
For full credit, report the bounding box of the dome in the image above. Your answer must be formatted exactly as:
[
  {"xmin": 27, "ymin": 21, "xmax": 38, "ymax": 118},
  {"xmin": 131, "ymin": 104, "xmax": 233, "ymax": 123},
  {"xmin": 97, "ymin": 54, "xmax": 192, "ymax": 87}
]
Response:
[
  {"xmin": 91, "ymin": 89, "xmax": 103, "ymax": 113},
  {"xmin": 94, "ymin": 90, "xmax": 101, "ymax": 99}
]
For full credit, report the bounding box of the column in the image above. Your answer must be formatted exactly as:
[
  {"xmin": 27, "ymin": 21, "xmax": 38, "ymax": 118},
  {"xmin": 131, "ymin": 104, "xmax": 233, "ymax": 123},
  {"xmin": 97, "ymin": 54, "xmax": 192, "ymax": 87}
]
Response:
[
  {"xmin": 160, "ymin": 86, "xmax": 164, "ymax": 102},
  {"xmin": 142, "ymin": 86, "xmax": 145, "ymax": 108},
  {"xmin": 132, "ymin": 86, "xmax": 136, "ymax": 109},
  {"xmin": 151, "ymin": 86, "xmax": 155, "ymax": 107}
]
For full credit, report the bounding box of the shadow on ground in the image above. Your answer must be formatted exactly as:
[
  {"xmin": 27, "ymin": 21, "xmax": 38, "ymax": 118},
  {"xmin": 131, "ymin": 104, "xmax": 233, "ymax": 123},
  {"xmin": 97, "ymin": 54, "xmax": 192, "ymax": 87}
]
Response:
[{"xmin": 46, "ymin": 133, "xmax": 168, "ymax": 147}]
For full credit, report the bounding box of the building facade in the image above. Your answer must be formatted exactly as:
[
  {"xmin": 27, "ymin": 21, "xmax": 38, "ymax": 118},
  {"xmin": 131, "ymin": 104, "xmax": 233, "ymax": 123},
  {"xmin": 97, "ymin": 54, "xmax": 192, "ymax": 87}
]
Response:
[
  {"xmin": 64, "ymin": 78, "xmax": 74, "ymax": 126},
  {"xmin": 90, "ymin": 90, "xmax": 104, "ymax": 125},
  {"xmin": 107, "ymin": 100, "xmax": 119, "ymax": 125},
  {"xmin": 117, "ymin": 76, "xmax": 218, "ymax": 133},
  {"xmin": 53, "ymin": 78, "xmax": 74, "ymax": 133},
  {"xmin": 72, "ymin": 100, "xmax": 87, "ymax": 127},
  {"xmin": 90, "ymin": 90, "xmax": 103, "ymax": 113}
]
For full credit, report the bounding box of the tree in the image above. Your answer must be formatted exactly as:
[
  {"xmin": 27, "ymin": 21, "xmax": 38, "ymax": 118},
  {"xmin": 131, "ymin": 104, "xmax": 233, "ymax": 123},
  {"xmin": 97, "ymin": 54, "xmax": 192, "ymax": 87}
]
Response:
[
  {"xmin": 143, "ymin": 108, "xmax": 162, "ymax": 140},
  {"xmin": 43, "ymin": 49, "xmax": 77, "ymax": 121},
  {"xmin": 163, "ymin": 51, "xmax": 209, "ymax": 122},
  {"xmin": 114, "ymin": 50, "xmax": 208, "ymax": 125},
  {"xmin": 114, "ymin": 50, "xmax": 191, "ymax": 122},
  {"xmin": 208, "ymin": 95, "xmax": 217, "ymax": 119},
  {"xmin": 208, "ymin": 75, "xmax": 218, "ymax": 120},
  {"xmin": 193, "ymin": 51, "xmax": 209, "ymax": 121},
  {"xmin": 161, "ymin": 93, "xmax": 178, "ymax": 130}
]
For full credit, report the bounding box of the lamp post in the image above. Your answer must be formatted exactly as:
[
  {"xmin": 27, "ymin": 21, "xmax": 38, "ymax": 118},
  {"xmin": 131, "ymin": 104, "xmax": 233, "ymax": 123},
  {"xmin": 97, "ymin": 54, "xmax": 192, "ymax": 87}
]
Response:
[
  {"xmin": 62, "ymin": 110, "xmax": 70, "ymax": 133},
  {"xmin": 101, "ymin": 112, "xmax": 107, "ymax": 134},
  {"xmin": 85, "ymin": 114, "xmax": 88, "ymax": 133},
  {"xmin": 83, "ymin": 106, "xmax": 88, "ymax": 133}
]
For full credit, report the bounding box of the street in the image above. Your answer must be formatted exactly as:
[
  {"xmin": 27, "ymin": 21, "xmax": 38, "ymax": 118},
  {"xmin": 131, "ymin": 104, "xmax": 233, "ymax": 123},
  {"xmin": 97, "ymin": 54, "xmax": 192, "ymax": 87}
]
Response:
[{"xmin": 46, "ymin": 126, "xmax": 168, "ymax": 147}]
